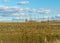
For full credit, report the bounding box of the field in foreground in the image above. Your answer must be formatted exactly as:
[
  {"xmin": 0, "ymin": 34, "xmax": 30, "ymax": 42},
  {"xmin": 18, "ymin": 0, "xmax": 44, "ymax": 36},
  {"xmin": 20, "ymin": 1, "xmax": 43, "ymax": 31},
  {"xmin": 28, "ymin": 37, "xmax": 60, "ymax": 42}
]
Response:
[{"xmin": 0, "ymin": 21, "xmax": 60, "ymax": 43}]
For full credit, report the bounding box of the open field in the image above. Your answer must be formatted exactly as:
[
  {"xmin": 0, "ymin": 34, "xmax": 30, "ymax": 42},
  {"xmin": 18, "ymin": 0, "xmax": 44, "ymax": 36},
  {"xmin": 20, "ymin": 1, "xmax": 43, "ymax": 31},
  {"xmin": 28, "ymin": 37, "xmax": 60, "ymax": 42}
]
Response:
[{"xmin": 0, "ymin": 21, "xmax": 60, "ymax": 43}]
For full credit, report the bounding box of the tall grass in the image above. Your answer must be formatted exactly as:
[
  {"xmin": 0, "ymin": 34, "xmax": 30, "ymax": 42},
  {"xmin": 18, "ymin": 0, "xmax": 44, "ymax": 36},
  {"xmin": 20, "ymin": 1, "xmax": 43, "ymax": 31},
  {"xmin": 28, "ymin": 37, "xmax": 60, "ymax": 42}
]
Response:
[{"xmin": 0, "ymin": 22, "xmax": 60, "ymax": 43}]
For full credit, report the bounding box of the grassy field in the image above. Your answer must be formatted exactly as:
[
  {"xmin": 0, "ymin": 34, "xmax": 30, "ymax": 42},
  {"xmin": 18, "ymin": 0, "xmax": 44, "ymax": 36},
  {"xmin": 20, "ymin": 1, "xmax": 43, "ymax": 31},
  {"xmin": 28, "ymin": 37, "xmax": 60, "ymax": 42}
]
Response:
[{"xmin": 0, "ymin": 21, "xmax": 60, "ymax": 43}]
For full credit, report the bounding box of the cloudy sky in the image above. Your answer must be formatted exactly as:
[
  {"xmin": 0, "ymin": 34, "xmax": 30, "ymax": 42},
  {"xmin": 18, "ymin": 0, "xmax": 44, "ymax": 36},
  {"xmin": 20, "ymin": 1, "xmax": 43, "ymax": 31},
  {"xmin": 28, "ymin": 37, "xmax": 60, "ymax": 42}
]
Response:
[{"xmin": 0, "ymin": 0, "xmax": 60, "ymax": 22}]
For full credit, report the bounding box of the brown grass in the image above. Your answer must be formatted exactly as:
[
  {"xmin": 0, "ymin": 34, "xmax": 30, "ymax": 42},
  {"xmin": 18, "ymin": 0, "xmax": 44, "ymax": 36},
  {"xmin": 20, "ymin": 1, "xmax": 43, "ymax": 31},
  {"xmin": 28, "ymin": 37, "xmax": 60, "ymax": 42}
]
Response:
[{"xmin": 0, "ymin": 21, "xmax": 60, "ymax": 43}]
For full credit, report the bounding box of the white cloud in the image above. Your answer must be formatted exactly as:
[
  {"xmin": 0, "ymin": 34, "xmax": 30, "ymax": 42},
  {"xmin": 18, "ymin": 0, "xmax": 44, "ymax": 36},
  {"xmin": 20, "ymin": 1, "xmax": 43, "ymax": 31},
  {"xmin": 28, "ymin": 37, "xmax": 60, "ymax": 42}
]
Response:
[
  {"xmin": 55, "ymin": 14, "xmax": 60, "ymax": 18},
  {"xmin": 57, "ymin": 14, "xmax": 60, "ymax": 16},
  {"xmin": 36, "ymin": 9, "xmax": 51, "ymax": 14},
  {"xmin": 0, "ymin": 5, "xmax": 52, "ymax": 22},
  {"xmin": 0, "ymin": 17, "xmax": 12, "ymax": 22},
  {"xmin": 44, "ymin": 16, "xmax": 49, "ymax": 18},
  {"xmin": 17, "ymin": 1, "xmax": 29, "ymax": 5},
  {"xmin": 4, "ymin": 0, "xmax": 9, "ymax": 2},
  {"xmin": 12, "ymin": 13, "xmax": 26, "ymax": 17}
]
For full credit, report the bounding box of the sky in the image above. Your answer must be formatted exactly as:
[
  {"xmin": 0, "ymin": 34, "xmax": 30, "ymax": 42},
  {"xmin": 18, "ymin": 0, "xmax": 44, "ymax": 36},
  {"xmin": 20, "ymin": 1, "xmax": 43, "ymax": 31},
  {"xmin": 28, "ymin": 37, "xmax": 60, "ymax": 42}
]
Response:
[{"xmin": 0, "ymin": 0, "xmax": 60, "ymax": 22}]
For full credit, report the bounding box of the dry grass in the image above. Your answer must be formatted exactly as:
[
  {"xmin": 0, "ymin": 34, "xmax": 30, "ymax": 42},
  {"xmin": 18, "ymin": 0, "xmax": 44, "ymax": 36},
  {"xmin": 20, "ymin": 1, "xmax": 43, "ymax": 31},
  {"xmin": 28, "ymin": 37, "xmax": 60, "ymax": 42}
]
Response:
[{"xmin": 0, "ymin": 21, "xmax": 60, "ymax": 43}]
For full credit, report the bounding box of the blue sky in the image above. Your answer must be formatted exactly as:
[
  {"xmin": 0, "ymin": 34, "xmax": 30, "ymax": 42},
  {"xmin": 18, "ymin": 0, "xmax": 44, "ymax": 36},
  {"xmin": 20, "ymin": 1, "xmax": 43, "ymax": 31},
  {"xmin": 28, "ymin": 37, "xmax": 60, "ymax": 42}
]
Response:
[
  {"xmin": 0, "ymin": 0, "xmax": 60, "ymax": 22},
  {"xmin": 1, "ymin": 0, "xmax": 60, "ymax": 9}
]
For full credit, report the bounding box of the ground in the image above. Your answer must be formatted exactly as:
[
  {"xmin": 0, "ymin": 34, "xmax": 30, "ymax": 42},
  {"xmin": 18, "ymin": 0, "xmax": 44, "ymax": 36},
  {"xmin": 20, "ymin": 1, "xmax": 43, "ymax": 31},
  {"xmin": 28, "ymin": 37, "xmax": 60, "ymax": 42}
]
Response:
[{"xmin": 0, "ymin": 21, "xmax": 60, "ymax": 43}]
